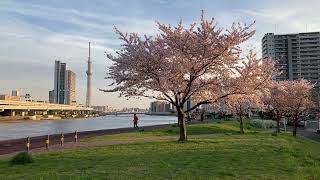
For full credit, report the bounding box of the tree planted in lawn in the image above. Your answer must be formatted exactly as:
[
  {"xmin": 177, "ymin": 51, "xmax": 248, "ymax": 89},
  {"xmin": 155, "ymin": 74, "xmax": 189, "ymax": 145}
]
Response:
[
  {"xmin": 282, "ymin": 80, "xmax": 314, "ymax": 136},
  {"xmin": 226, "ymin": 93, "xmax": 265, "ymax": 134},
  {"xmin": 101, "ymin": 12, "xmax": 274, "ymax": 142},
  {"xmin": 222, "ymin": 53, "xmax": 273, "ymax": 134},
  {"xmin": 263, "ymin": 81, "xmax": 288, "ymax": 133}
]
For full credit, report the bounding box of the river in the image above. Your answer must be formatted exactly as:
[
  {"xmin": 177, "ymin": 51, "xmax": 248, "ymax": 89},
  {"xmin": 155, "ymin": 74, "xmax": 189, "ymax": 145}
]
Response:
[{"xmin": 0, "ymin": 115, "xmax": 177, "ymax": 141}]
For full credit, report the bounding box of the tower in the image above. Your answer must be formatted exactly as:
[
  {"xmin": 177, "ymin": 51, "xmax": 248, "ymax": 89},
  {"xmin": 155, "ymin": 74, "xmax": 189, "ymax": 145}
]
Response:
[{"xmin": 85, "ymin": 42, "xmax": 92, "ymax": 107}]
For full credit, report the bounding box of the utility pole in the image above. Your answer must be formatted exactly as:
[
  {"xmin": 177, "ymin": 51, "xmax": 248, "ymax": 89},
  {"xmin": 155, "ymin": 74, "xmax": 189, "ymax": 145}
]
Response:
[{"xmin": 86, "ymin": 42, "xmax": 92, "ymax": 107}]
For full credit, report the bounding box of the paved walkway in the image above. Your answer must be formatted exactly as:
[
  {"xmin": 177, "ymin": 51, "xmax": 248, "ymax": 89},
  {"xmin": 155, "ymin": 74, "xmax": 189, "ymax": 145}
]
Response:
[
  {"xmin": 1, "ymin": 121, "xmax": 319, "ymax": 157},
  {"xmin": 283, "ymin": 125, "xmax": 320, "ymax": 143},
  {"xmin": 0, "ymin": 120, "xmax": 209, "ymax": 155},
  {"xmin": 0, "ymin": 124, "xmax": 173, "ymax": 155},
  {"xmin": 0, "ymin": 135, "xmax": 176, "ymax": 159},
  {"xmin": 296, "ymin": 127, "xmax": 320, "ymax": 143}
]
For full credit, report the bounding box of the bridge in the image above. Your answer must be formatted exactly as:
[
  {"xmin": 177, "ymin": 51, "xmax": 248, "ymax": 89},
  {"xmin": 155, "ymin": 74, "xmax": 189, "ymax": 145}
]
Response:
[{"xmin": 0, "ymin": 100, "xmax": 93, "ymax": 116}]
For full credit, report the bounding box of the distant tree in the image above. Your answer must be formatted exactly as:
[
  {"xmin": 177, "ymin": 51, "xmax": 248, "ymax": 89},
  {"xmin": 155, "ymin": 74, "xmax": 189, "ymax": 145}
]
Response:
[
  {"xmin": 101, "ymin": 12, "xmax": 274, "ymax": 142},
  {"xmin": 226, "ymin": 93, "xmax": 265, "ymax": 134},
  {"xmin": 263, "ymin": 81, "xmax": 288, "ymax": 133},
  {"xmin": 282, "ymin": 80, "xmax": 314, "ymax": 136}
]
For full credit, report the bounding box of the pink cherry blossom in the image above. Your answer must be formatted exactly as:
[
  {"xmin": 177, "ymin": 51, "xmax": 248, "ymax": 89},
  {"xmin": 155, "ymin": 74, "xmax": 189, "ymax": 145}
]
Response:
[{"xmin": 101, "ymin": 12, "xmax": 274, "ymax": 142}]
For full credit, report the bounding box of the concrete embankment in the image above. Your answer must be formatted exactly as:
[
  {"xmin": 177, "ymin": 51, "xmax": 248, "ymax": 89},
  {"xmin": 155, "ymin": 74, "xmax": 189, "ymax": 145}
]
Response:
[
  {"xmin": 0, "ymin": 116, "xmax": 36, "ymax": 123},
  {"xmin": 0, "ymin": 114, "xmax": 98, "ymax": 122},
  {"xmin": 0, "ymin": 116, "xmax": 61, "ymax": 122}
]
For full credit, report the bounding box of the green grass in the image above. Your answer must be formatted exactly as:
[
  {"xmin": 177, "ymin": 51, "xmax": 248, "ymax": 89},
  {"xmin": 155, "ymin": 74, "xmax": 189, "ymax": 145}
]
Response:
[
  {"xmin": 0, "ymin": 121, "xmax": 319, "ymax": 179},
  {"xmin": 88, "ymin": 120, "xmax": 257, "ymax": 141}
]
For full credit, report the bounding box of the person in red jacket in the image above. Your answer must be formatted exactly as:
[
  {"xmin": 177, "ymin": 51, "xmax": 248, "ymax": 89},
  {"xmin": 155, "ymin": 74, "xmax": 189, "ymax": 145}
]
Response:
[{"xmin": 133, "ymin": 114, "xmax": 139, "ymax": 128}]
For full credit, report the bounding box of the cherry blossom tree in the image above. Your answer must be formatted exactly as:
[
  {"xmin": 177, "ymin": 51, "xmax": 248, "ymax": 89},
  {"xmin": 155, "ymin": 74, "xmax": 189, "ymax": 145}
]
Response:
[
  {"xmin": 263, "ymin": 81, "xmax": 288, "ymax": 133},
  {"xmin": 101, "ymin": 12, "xmax": 274, "ymax": 142},
  {"xmin": 282, "ymin": 80, "xmax": 314, "ymax": 136},
  {"xmin": 225, "ymin": 93, "xmax": 265, "ymax": 134}
]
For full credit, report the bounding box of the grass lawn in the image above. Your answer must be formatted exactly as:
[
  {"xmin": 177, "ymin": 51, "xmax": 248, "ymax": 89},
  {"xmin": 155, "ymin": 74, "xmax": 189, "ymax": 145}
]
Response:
[{"xmin": 0, "ymin": 121, "xmax": 319, "ymax": 179}]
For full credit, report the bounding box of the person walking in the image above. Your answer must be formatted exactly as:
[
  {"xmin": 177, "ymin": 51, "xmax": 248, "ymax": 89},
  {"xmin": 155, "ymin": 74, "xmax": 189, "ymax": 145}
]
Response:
[{"xmin": 133, "ymin": 113, "xmax": 139, "ymax": 129}]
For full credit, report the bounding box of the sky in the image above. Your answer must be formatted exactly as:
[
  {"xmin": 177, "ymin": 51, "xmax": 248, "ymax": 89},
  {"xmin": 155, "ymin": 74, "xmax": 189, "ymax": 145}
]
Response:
[{"xmin": 1, "ymin": 0, "xmax": 320, "ymax": 109}]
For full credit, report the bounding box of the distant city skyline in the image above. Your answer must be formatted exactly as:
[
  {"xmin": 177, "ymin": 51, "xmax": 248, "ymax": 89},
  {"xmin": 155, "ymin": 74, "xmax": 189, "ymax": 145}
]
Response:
[{"xmin": 1, "ymin": 0, "xmax": 320, "ymax": 109}]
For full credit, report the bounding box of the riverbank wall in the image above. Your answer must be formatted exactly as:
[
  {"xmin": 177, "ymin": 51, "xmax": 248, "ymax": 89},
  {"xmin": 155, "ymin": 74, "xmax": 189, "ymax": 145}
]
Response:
[{"xmin": 0, "ymin": 114, "xmax": 99, "ymax": 122}]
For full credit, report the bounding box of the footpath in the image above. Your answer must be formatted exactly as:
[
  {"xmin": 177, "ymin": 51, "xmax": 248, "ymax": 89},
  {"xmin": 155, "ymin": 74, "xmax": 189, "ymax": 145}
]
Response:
[
  {"xmin": 1, "ymin": 121, "xmax": 319, "ymax": 157},
  {"xmin": 0, "ymin": 123, "xmax": 174, "ymax": 155},
  {"xmin": 296, "ymin": 127, "xmax": 320, "ymax": 143},
  {"xmin": 0, "ymin": 120, "xmax": 209, "ymax": 156}
]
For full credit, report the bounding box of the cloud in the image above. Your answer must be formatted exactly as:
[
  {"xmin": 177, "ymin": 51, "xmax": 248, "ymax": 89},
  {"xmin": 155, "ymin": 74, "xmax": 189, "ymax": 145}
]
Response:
[
  {"xmin": 236, "ymin": 2, "xmax": 320, "ymax": 33},
  {"xmin": 0, "ymin": 1, "xmax": 157, "ymax": 36},
  {"xmin": 236, "ymin": 9, "xmax": 297, "ymax": 23},
  {"xmin": 1, "ymin": 0, "xmax": 320, "ymax": 109},
  {"xmin": 0, "ymin": 1, "xmax": 159, "ymax": 108}
]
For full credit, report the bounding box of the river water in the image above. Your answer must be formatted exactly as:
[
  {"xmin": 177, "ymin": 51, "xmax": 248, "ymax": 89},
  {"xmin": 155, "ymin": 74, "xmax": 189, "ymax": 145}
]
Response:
[{"xmin": 0, "ymin": 115, "xmax": 177, "ymax": 141}]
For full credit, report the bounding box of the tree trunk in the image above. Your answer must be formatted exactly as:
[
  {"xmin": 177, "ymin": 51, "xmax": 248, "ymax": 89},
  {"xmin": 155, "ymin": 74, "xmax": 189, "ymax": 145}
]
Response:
[
  {"xmin": 177, "ymin": 108, "xmax": 187, "ymax": 142},
  {"xmin": 276, "ymin": 118, "xmax": 280, "ymax": 133},
  {"xmin": 293, "ymin": 117, "xmax": 298, "ymax": 136},
  {"xmin": 239, "ymin": 114, "xmax": 244, "ymax": 134}
]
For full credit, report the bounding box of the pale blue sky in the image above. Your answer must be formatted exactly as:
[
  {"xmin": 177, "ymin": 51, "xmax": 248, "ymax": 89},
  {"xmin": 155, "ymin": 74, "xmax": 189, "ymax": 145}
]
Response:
[{"xmin": 1, "ymin": 0, "xmax": 320, "ymax": 109}]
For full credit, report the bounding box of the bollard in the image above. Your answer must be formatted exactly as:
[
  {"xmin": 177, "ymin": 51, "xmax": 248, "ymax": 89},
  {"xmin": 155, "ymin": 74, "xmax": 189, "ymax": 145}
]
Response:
[
  {"xmin": 26, "ymin": 137, "xmax": 30, "ymax": 152},
  {"xmin": 74, "ymin": 131, "xmax": 78, "ymax": 143},
  {"xmin": 45, "ymin": 135, "xmax": 50, "ymax": 150},
  {"xmin": 60, "ymin": 133, "xmax": 64, "ymax": 146}
]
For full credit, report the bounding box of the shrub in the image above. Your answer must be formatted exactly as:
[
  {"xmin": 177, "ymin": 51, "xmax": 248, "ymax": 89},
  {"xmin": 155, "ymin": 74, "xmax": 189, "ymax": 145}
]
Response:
[
  {"xmin": 171, "ymin": 124, "xmax": 178, "ymax": 127},
  {"xmin": 245, "ymin": 121, "xmax": 254, "ymax": 129},
  {"xmin": 10, "ymin": 152, "xmax": 33, "ymax": 165},
  {"xmin": 247, "ymin": 119, "xmax": 276, "ymax": 129},
  {"xmin": 166, "ymin": 129, "xmax": 173, "ymax": 133}
]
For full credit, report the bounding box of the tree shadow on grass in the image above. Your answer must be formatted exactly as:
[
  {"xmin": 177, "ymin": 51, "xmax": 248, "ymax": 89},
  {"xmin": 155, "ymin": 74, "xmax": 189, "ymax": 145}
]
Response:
[{"xmin": 162, "ymin": 122, "xmax": 243, "ymax": 136}]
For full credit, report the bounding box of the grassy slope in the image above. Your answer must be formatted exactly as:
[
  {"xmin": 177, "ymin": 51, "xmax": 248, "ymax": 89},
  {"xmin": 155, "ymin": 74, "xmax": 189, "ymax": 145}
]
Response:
[{"xmin": 0, "ymin": 121, "xmax": 320, "ymax": 179}]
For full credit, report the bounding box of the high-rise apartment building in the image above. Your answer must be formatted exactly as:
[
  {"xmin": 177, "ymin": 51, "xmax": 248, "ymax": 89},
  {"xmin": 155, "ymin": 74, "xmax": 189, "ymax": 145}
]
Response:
[
  {"xmin": 49, "ymin": 90, "xmax": 54, "ymax": 103},
  {"xmin": 91, "ymin": 105, "xmax": 114, "ymax": 112},
  {"xmin": 54, "ymin": 60, "xmax": 66, "ymax": 104},
  {"xmin": 262, "ymin": 32, "xmax": 320, "ymax": 90},
  {"xmin": 11, "ymin": 90, "xmax": 20, "ymax": 97},
  {"xmin": 66, "ymin": 70, "xmax": 76, "ymax": 105},
  {"xmin": 52, "ymin": 60, "xmax": 76, "ymax": 104},
  {"xmin": 150, "ymin": 101, "xmax": 173, "ymax": 113}
]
